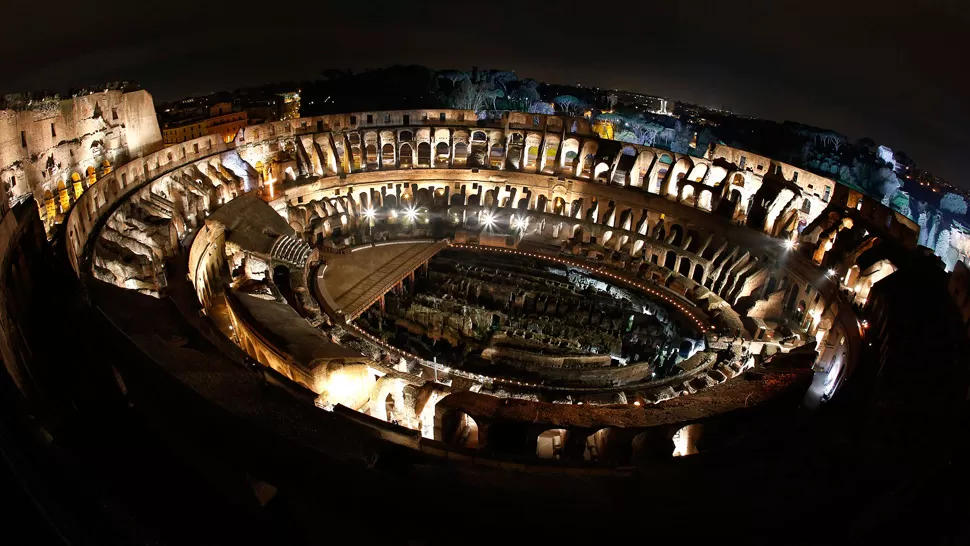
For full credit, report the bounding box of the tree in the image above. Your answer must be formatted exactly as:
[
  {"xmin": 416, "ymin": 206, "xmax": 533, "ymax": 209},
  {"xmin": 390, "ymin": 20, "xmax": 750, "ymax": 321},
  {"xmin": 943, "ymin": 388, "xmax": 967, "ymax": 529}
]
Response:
[
  {"xmin": 669, "ymin": 120, "xmax": 694, "ymax": 154},
  {"xmin": 940, "ymin": 193, "xmax": 968, "ymax": 216},
  {"xmin": 552, "ymin": 95, "xmax": 585, "ymax": 115},
  {"xmin": 437, "ymin": 70, "xmax": 470, "ymax": 85},
  {"xmin": 508, "ymin": 85, "xmax": 539, "ymax": 110},
  {"xmin": 935, "ymin": 228, "xmax": 952, "ymax": 262},
  {"xmin": 483, "ymin": 89, "xmax": 504, "ymax": 110},
  {"xmin": 489, "ymin": 71, "xmax": 517, "ymax": 93},
  {"xmin": 446, "ymin": 77, "xmax": 490, "ymax": 112}
]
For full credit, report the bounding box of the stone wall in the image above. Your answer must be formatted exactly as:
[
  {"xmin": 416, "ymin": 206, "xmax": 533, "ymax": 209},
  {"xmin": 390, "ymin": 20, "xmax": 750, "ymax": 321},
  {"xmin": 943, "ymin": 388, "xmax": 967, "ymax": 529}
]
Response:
[{"xmin": 0, "ymin": 90, "xmax": 162, "ymax": 224}]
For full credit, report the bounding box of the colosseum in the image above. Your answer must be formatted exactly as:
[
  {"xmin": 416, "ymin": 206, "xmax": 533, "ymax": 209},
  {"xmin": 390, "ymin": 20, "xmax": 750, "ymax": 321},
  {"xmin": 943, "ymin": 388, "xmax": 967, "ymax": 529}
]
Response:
[{"xmin": 1, "ymin": 92, "xmax": 967, "ymax": 543}]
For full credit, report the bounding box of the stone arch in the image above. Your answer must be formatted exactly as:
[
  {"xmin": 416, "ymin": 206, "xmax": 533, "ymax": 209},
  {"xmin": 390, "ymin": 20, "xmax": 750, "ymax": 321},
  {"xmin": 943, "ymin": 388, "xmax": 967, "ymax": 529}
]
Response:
[
  {"xmin": 632, "ymin": 430, "xmax": 674, "ymax": 462},
  {"xmin": 593, "ymin": 162, "xmax": 611, "ymax": 181},
  {"xmin": 679, "ymin": 184, "xmax": 695, "ymax": 205},
  {"xmin": 400, "ymin": 143, "xmax": 414, "ymax": 168},
  {"xmin": 535, "ymin": 194, "xmax": 549, "ymax": 213},
  {"xmin": 672, "ymin": 424, "xmax": 703, "ymax": 456},
  {"xmin": 649, "ymin": 153, "xmax": 673, "ymax": 193},
  {"xmin": 454, "ymin": 142, "xmax": 469, "ymax": 166},
  {"xmin": 381, "ymin": 143, "xmax": 395, "ymax": 166},
  {"xmin": 536, "ymin": 429, "xmax": 568, "ymax": 460},
  {"xmin": 678, "ymin": 258, "xmax": 691, "ymax": 276},
  {"xmin": 632, "ymin": 149, "xmax": 655, "ymax": 188},
  {"xmin": 560, "ymin": 138, "xmax": 580, "ymax": 172},
  {"xmin": 697, "ymin": 188, "xmax": 713, "ymax": 211},
  {"xmin": 435, "ymin": 142, "xmax": 450, "ymax": 165},
  {"xmin": 488, "ymin": 140, "xmax": 505, "ymax": 169},
  {"xmin": 691, "ymin": 264, "xmax": 704, "ymax": 283},
  {"xmin": 765, "ymin": 275, "xmax": 778, "ymax": 294},
  {"xmin": 363, "ymin": 144, "xmax": 378, "ymax": 167},
  {"xmin": 632, "ymin": 238, "xmax": 646, "ymax": 257},
  {"xmin": 417, "ymin": 142, "xmax": 431, "ymax": 166},
  {"xmin": 436, "ymin": 409, "xmax": 479, "ymax": 449},
  {"xmin": 578, "ymin": 141, "xmax": 597, "ymax": 177},
  {"xmin": 667, "ymin": 223, "xmax": 684, "ymax": 247},
  {"xmin": 57, "ymin": 180, "xmax": 70, "ymax": 212},
  {"xmin": 540, "ymin": 136, "xmax": 561, "ymax": 174},
  {"xmin": 553, "ymin": 196, "xmax": 567, "ymax": 215},
  {"xmin": 687, "ymin": 163, "xmax": 708, "ymax": 182},
  {"xmin": 664, "ymin": 250, "xmax": 677, "ymax": 270},
  {"xmin": 667, "ymin": 157, "xmax": 693, "ymax": 197},
  {"xmin": 583, "ymin": 428, "xmax": 615, "ymax": 462}
]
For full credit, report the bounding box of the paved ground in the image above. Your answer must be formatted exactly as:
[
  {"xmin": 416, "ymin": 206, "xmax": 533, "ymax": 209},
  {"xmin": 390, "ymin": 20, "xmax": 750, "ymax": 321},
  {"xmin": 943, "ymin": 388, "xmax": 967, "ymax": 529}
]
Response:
[{"xmin": 318, "ymin": 241, "xmax": 447, "ymax": 319}]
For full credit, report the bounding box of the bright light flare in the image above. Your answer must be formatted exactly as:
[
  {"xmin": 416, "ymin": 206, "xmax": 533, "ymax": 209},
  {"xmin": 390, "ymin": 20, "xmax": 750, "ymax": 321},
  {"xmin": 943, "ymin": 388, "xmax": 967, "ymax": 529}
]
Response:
[
  {"xmin": 363, "ymin": 208, "xmax": 375, "ymax": 219},
  {"xmin": 783, "ymin": 239, "xmax": 796, "ymax": 251},
  {"xmin": 404, "ymin": 207, "xmax": 418, "ymax": 221},
  {"xmin": 481, "ymin": 212, "xmax": 495, "ymax": 228},
  {"xmin": 827, "ymin": 269, "xmax": 837, "ymax": 277}
]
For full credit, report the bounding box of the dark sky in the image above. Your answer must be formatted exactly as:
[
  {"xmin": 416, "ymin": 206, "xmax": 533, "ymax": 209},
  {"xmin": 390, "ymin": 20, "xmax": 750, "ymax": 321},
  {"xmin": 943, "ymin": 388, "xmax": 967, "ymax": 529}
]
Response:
[{"xmin": 4, "ymin": 0, "xmax": 967, "ymax": 188}]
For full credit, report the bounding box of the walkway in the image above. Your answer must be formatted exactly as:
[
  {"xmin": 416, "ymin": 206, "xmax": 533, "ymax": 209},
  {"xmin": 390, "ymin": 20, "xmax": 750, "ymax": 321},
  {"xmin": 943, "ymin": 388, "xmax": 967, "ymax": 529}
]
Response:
[{"xmin": 317, "ymin": 240, "xmax": 448, "ymax": 320}]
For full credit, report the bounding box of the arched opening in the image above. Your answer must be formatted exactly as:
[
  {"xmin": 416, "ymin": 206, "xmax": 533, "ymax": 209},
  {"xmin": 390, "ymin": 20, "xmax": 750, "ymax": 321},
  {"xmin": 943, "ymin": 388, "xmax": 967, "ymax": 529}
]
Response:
[
  {"xmin": 581, "ymin": 153, "xmax": 594, "ymax": 177},
  {"xmin": 440, "ymin": 410, "xmax": 479, "ymax": 449},
  {"xmin": 417, "ymin": 142, "xmax": 431, "ymax": 166},
  {"xmin": 650, "ymin": 154, "xmax": 673, "ymax": 193},
  {"xmin": 85, "ymin": 166, "xmax": 97, "ymax": 186},
  {"xmin": 765, "ymin": 276, "xmax": 778, "ymax": 295},
  {"xmin": 57, "ymin": 181, "xmax": 70, "ymax": 213},
  {"xmin": 273, "ymin": 265, "xmax": 293, "ymax": 306},
  {"xmin": 668, "ymin": 224, "xmax": 684, "ymax": 247},
  {"xmin": 664, "ymin": 250, "xmax": 677, "ymax": 270},
  {"xmin": 381, "ymin": 143, "xmax": 395, "ymax": 166},
  {"xmin": 526, "ymin": 146, "xmax": 539, "ymax": 168},
  {"xmin": 365, "ymin": 144, "xmax": 379, "ymax": 167},
  {"xmin": 536, "ymin": 429, "xmax": 568, "ymax": 460},
  {"xmin": 399, "ymin": 143, "xmax": 413, "ymax": 168},
  {"xmin": 435, "ymin": 142, "xmax": 450, "ymax": 165},
  {"xmin": 672, "ymin": 424, "xmax": 703, "ymax": 456},
  {"xmin": 786, "ymin": 284, "xmax": 800, "ymax": 311},
  {"xmin": 553, "ymin": 197, "xmax": 566, "ymax": 215},
  {"xmin": 488, "ymin": 143, "xmax": 505, "ymax": 168},
  {"xmin": 71, "ymin": 172, "xmax": 84, "ymax": 198},
  {"xmin": 584, "ymin": 428, "xmax": 614, "ymax": 462},
  {"xmin": 563, "ymin": 150, "xmax": 578, "ymax": 172},
  {"xmin": 691, "ymin": 264, "xmax": 704, "ymax": 283},
  {"xmin": 44, "ymin": 190, "xmax": 56, "ymax": 222},
  {"xmin": 453, "ymin": 143, "xmax": 469, "ymax": 166},
  {"xmin": 678, "ymin": 259, "xmax": 691, "ymax": 276},
  {"xmin": 632, "ymin": 239, "xmax": 645, "ymax": 256},
  {"xmin": 384, "ymin": 392, "xmax": 397, "ymax": 424}
]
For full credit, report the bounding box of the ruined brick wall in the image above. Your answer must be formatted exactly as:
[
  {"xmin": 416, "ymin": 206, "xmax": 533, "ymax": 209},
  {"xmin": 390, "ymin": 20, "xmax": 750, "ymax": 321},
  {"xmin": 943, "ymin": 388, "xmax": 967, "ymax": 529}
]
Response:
[{"xmin": 0, "ymin": 90, "xmax": 161, "ymax": 215}]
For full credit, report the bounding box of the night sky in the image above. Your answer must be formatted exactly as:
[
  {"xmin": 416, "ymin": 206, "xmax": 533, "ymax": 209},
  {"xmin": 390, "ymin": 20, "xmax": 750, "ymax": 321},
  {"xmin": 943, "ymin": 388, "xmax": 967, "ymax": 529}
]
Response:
[{"xmin": 3, "ymin": 0, "xmax": 967, "ymax": 188}]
